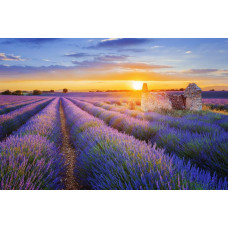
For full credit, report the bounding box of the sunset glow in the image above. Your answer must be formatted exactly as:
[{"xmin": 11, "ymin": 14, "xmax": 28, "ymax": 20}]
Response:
[
  {"xmin": 132, "ymin": 81, "xmax": 143, "ymax": 90},
  {"xmin": 0, "ymin": 38, "xmax": 228, "ymax": 91}
]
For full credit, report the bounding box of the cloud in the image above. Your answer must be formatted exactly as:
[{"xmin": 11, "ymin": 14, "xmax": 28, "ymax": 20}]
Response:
[
  {"xmin": 71, "ymin": 59, "xmax": 172, "ymax": 71},
  {"xmin": 101, "ymin": 38, "xmax": 119, "ymax": 42},
  {"xmin": 0, "ymin": 64, "xmax": 172, "ymax": 81},
  {"xmin": 221, "ymin": 72, "xmax": 228, "ymax": 76},
  {"xmin": 0, "ymin": 60, "xmax": 172, "ymax": 78},
  {"xmin": 42, "ymin": 59, "xmax": 51, "ymax": 62},
  {"xmin": 0, "ymin": 53, "xmax": 24, "ymax": 61},
  {"xmin": 117, "ymin": 48, "xmax": 146, "ymax": 53},
  {"xmin": 218, "ymin": 50, "xmax": 227, "ymax": 54},
  {"xmin": 71, "ymin": 60, "xmax": 104, "ymax": 69},
  {"xmin": 0, "ymin": 64, "xmax": 227, "ymax": 85},
  {"xmin": 88, "ymin": 38, "xmax": 152, "ymax": 49},
  {"xmin": 150, "ymin": 45, "xmax": 163, "ymax": 49},
  {"xmin": 64, "ymin": 53, "xmax": 92, "ymax": 58},
  {"xmin": 95, "ymin": 55, "xmax": 128, "ymax": 61},
  {"xmin": 183, "ymin": 69, "xmax": 218, "ymax": 74},
  {"xmin": 0, "ymin": 64, "xmax": 72, "ymax": 75},
  {"xmin": 185, "ymin": 51, "xmax": 192, "ymax": 54},
  {"xmin": 119, "ymin": 63, "xmax": 172, "ymax": 70}
]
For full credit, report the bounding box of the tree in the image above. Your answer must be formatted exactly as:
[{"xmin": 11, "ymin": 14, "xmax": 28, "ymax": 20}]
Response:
[
  {"xmin": 63, "ymin": 88, "xmax": 68, "ymax": 93},
  {"xmin": 50, "ymin": 90, "xmax": 54, "ymax": 92},
  {"xmin": 1, "ymin": 90, "xmax": 12, "ymax": 95},
  {"xmin": 33, "ymin": 90, "xmax": 42, "ymax": 95},
  {"xmin": 179, "ymin": 88, "xmax": 184, "ymax": 91},
  {"xmin": 12, "ymin": 90, "xmax": 22, "ymax": 95}
]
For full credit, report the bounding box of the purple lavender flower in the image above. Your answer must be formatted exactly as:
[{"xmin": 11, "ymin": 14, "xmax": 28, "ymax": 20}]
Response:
[{"xmin": 62, "ymin": 98, "xmax": 227, "ymax": 190}]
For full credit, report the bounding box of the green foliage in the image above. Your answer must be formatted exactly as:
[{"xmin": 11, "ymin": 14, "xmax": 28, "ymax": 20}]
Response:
[
  {"xmin": 1, "ymin": 90, "xmax": 12, "ymax": 95},
  {"xmin": 12, "ymin": 90, "xmax": 22, "ymax": 95},
  {"xmin": 33, "ymin": 90, "xmax": 42, "ymax": 95}
]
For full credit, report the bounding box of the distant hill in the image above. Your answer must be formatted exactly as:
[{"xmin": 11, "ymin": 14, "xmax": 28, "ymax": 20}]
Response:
[{"xmin": 202, "ymin": 86, "xmax": 228, "ymax": 91}]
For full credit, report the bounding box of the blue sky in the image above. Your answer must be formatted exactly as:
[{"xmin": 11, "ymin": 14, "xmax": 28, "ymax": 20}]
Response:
[{"xmin": 0, "ymin": 38, "xmax": 228, "ymax": 90}]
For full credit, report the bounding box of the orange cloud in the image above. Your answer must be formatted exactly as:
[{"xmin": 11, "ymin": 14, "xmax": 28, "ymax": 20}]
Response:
[
  {"xmin": 1, "ymin": 68, "xmax": 227, "ymax": 83},
  {"xmin": 0, "ymin": 53, "xmax": 24, "ymax": 61}
]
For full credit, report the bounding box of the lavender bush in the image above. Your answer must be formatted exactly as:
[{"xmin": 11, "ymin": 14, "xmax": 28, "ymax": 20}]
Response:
[
  {"xmin": 15, "ymin": 98, "xmax": 62, "ymax": 144},
  {"xmin": 0, "ymin": 98, "xmax": 52, "ymax": 140},
  {"xmin": 0, "ymin": 97, "xmax": 46, "ymax": 115},
  {"xmin": 0, "ymin": 135, "xmax": 63, "ymax": 190},
  {"xmin": 62, "ymin": 98, "xmax": 227, "ymax": 190},
  {"xmin": 85, "ymin": 99, "xmax": 227, "ymax": 133},
  {"xmin": 68, "ymin": 98, "xmax": 228, "ymax": 178},
  {"xmin": 0, "ymin": 98, "xmax": 64, "ymax": 190},
  {"xmin": 0, "ymin": 95, "xmax": 43, "ymax": 106}
]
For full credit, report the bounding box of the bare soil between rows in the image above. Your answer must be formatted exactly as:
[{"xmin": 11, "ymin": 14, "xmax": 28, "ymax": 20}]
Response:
[{"xmin": 59, "ymin": 100, "xmax": 81, "ymax": 190}]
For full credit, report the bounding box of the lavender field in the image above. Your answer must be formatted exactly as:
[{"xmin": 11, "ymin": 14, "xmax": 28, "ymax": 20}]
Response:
[{"xmin": 0, "ymin": 93, "xmax": 228, "ymax": 190}]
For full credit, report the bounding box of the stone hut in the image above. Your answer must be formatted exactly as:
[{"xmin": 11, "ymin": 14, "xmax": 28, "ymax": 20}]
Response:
[
  {"xmin": 141, "ymin": 83, "xmax": 202, "ymax": 112},
  {"xmin": 184, "ymin": 83, "xmax": 202, "ymax": 111}
]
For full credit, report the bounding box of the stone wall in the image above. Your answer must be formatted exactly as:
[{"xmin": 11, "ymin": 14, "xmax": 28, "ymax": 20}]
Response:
[
  {"xmin": 184, "ymin": 83, "xmax": 202, "ymax": 111},
  {"xmin": 141, "ymin": 91, "xmax": 172, "ymax": 112},
  {"xmin": 168, "ymin": 94, "xmax": 186, "ymax": 110},
  {"xmin": 141, "ymin": 83, "xmax": 202, "ymax": 112}
]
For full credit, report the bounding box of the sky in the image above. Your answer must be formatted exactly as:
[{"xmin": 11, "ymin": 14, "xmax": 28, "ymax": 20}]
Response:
[{"xmin": 0, "ymin": 38, "xmax": 228, "ymax": 91}]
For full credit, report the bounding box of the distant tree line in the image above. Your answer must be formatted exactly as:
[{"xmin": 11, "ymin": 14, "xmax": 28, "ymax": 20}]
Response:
[
  {"xmin": 1, "ymin": 89, "xmax": 55, "ymax": 95},
  {"xmin": 1, "ymin": 90, "xmax": 23, "ymax": 95},
  {"xmin": 32, "ymin": 90, "xmax": 42, "ymax": 95},
  {"xmin": 159, "ymin": 88, "xmax": 185, "ymax": 92}
]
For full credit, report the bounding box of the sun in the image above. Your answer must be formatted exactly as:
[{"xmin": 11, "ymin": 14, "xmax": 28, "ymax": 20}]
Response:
[{"xmin": 132, "ymin": 81, "xmax": 143, "ymax": 90}]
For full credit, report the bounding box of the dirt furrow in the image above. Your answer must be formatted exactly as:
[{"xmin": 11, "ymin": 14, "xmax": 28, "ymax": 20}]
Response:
[{"xmin": 59, "ymin": 99, "xmax": 80, "ymax": 190}]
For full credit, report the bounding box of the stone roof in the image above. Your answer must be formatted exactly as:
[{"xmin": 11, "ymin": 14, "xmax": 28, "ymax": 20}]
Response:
[
  {"xmin": 185, "ymin": 83, "xmax": 201, "ymax": 91},
  {"xmin": 142, "ymin": 83, "xmax": 148, "ymax": 92}
]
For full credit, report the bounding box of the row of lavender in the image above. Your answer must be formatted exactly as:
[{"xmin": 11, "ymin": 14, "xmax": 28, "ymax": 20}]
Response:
[
  {"xmin": 0, "ymin": 97, "xmax": 46, "ymax": 115},
  {"xmin": 0, "ymin": 98, "xmax": 64, "ymax": 190},
  {"xmin": 77, "ymin": 96, "xmax": 228, "ymax": 106},
  {"xmin": 75, "ymin": 98, "xmax": 228, "ymax": 137},
  {"xmin": 62, "ymin": 98, "xmax": 227, "ymax": 189},
  {"xmin": 68, "ymin": 98, "xmax": 228, "ymax": 178},
  {"xmin": 83, "ymin": 100, "xmax": 228, "ymax": 132},
  {"xmin": 0, "ymin": 95, "xmax": 43, "ymax": 106},
  {"xmin": 97, "ymin": 99, "xmax": 228, "ymax": 134},
  {"xmin": 0, "ymin": 98, "xmax": 53, "ymax": 140},
  {"xmin": 203, "ymin": 99, "xmax": 228, "ymax": 112}
]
